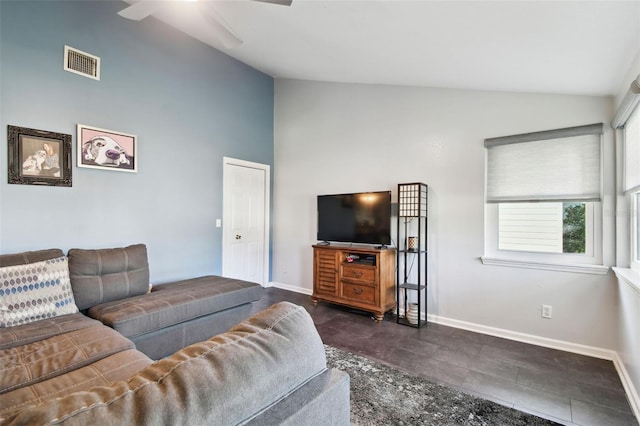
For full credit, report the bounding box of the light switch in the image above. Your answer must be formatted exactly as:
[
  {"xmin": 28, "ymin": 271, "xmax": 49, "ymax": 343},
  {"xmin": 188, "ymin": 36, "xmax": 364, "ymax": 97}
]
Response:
[{"xmin": 216, "ymin": 219, "xmax": 222, "ymax": 228}]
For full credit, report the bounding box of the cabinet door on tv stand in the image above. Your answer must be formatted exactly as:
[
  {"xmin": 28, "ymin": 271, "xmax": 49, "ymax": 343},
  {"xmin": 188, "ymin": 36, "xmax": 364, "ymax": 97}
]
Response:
[{"xmin": 314, "ymin": 248, "xmax": 339, "ymax": 296}]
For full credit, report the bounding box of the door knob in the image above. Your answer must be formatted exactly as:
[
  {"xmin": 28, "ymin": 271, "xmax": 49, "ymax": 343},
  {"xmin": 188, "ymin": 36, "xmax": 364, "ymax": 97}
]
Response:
[{"xmin": 235, "ymin": 235, "xmax": 242, "ymax": 240}]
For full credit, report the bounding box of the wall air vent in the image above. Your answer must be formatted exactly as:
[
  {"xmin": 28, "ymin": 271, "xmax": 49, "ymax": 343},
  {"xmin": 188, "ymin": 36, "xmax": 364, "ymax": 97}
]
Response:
[{"xmin": 64, "ymin": 45, "xmax": 100, "ymax": 80}]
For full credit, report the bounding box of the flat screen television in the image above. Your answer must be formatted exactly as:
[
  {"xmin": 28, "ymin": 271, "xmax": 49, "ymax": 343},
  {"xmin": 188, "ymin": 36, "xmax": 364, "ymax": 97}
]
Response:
[{"xmin": 317, "ymin": 191, "xmax": 392, "ymax": 246}]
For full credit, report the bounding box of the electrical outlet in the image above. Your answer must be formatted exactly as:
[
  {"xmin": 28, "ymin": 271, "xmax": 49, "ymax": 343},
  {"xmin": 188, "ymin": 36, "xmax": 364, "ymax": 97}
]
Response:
[{"xmin": 541, "ymin": 304, "xmax": 552, "ymax": 319}]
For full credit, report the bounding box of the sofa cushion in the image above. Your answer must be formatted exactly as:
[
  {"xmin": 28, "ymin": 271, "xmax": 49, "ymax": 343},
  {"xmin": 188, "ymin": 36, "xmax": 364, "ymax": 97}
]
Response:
[
  {"xmin": 0, "ymin": 349, "xmax": 152, "ymax": 421},
  {"xmin": 0, "ymin": 324, "xmax": 135, "ymax": 395},
  {"xmin": 67, "ymin": 244, "xmax": 150, "ymax": 310},
  {"xmin": 2, "ymin": 302, "xmax": 328, "ymax": 425},
  {"xmin": 0, "ymin": 249, "xmax": 64, "ymax": 268},
  {"xmin": 88, "ymin": 275, "xmax": 262, "ymax": 338},
  {"xmin": 0, "ymin": 313, "xmax": 102, "ymax": 350},
  {"xmin": 0, "ymin": 257, "xmax": 78, "ymax": 327}
]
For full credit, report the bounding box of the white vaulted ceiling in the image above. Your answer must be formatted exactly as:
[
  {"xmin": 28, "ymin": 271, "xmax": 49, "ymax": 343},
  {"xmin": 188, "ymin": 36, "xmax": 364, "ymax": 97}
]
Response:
[{"xmin": 121, "ymin": 0, "xmax": 640, "ymax": 96}]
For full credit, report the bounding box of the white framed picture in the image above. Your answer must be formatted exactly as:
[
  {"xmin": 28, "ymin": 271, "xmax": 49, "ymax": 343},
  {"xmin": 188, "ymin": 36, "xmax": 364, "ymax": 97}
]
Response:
[{"xmin": 77, "ymin": 124, "xmax": 137, "ymax": 173}]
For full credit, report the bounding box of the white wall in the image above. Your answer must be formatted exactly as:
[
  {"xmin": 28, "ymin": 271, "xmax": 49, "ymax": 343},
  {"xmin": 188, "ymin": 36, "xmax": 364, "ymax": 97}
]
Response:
[
  {"xmin": 614, "ymin": 50, "xmax": 640, "ymax": 110},
  {"xmin": 273, "ymin": 79, "xmax": 618, "ymax": 350}
]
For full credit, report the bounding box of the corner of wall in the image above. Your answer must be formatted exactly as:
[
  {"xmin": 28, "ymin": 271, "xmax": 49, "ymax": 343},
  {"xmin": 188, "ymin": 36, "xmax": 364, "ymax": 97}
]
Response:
[{"xmin": 615, "ymin": 49, "xmax": 640, "ymax": 109}]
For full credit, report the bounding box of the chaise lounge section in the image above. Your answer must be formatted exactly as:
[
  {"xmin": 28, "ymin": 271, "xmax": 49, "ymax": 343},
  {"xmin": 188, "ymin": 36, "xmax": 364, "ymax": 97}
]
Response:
[{"xmin": 67, "ymin": 243, "xmax": 262, "ymax": 359}]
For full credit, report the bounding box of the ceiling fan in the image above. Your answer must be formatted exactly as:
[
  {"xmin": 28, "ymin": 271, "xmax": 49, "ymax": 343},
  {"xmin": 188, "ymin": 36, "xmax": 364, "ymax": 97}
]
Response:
[{"xmin": 117, "ymin": 0, "xmax": 292, "ymax": 48}]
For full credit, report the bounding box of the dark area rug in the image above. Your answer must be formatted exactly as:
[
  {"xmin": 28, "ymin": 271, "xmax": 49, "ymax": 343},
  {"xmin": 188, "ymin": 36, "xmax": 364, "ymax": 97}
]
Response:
[{"xmin": 324, "ymin": 345, "xmax": 561, "ymax": 426}]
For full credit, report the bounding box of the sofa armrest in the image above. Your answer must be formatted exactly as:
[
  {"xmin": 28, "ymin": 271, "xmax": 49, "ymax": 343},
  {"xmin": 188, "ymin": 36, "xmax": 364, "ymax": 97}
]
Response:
[{"xmin": 244, "ymin": 368, "xmax": 350, "ymax": 426}]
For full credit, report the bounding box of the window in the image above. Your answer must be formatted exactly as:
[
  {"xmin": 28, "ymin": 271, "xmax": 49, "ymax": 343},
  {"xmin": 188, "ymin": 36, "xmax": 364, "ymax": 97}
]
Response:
[
  {"xmin": 634, "ymin": 193, "xmax": 640, "ymax": 267},
  {"xmin": 483, "ymin": 123, "xmax": 604, "ymax": 271},
  {"xmin": 498, "ymin": 202, "xmax": 591, "ymax": 255},
  {"xmin": 624, "ymin": 103, "xmax": 640, "ymax": 271},
  {"xmin": 612, "ymin": 75, "xmax": 640, "ymax": 274},
  {"xmin": 562, "ymin": 202, "xmax": 588, "ymax": 254}
]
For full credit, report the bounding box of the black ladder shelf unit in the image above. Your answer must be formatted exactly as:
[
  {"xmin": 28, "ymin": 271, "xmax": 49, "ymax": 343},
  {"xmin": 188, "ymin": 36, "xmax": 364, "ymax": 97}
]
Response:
[{"xmin": 396, "ymin": 182, "xmax": 428, "ymax": 328}]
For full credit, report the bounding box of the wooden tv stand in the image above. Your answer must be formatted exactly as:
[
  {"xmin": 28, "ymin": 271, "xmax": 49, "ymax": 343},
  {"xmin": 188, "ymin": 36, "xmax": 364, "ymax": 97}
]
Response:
[{"xmin": 312, "ymin": 244, "xmax": 396, "ymax": 322}]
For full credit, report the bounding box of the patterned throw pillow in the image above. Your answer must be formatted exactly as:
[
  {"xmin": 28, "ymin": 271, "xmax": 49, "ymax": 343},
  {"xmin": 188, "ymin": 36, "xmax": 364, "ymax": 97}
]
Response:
[{"xmin": 0, "ymin": 256, "xmax": 78, "ymax": 327}]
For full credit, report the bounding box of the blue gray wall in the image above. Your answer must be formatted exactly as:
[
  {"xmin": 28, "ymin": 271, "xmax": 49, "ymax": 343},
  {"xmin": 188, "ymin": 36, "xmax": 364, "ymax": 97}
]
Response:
[{"xmin": 0, "ymin": 1, "xmax": 274, "ymax": 283}]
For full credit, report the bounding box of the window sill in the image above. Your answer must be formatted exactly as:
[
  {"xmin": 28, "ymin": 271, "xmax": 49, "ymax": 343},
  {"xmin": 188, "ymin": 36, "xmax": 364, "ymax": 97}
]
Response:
[
  {"xmin": 480, "ymin": 257, "xmax": 609, "ymax": 275},
  {"xmin": 612, "ymin": 267, "xmax": 640, "ymax": 296}
]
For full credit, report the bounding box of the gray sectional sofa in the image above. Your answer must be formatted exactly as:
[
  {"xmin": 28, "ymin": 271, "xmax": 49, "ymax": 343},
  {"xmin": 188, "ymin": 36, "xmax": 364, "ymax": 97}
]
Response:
[{"xmin": 0, "ymin": 245, "xmax": 350, "ymax": 425}]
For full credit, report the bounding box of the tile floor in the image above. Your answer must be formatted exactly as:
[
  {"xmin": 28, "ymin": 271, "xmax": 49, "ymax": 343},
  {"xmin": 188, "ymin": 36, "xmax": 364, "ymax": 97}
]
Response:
[{"xmin": 252, "ymin": 287, "xmax": 638, "ymax": 426}]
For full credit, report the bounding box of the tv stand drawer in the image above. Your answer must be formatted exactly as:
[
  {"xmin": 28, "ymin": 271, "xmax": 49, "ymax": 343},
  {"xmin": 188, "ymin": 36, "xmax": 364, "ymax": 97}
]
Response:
[
  {"xmin": 341, "ymin": 282, "xmax": 376, "ymax": 305},
  {"xmin": 341, "ymin": 264, "xmax": 375, "ymax": 283}
]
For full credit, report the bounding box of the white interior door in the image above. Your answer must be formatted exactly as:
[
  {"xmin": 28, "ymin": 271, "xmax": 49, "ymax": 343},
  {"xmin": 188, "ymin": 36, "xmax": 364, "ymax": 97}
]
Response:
[{"xmin": 222, "ymin": 157, "xmax": 270, "ymax": 285}]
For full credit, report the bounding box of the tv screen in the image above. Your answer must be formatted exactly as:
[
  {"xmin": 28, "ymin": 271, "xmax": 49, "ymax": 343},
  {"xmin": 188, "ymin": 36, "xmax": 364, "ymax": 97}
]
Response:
[{"xmin": 317, "ymin": 191, "xmax": 392, "ymax": 245}]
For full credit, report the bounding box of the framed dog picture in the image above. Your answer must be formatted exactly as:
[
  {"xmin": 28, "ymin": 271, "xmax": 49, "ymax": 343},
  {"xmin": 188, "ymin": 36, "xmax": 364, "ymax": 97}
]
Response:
[
  {"xmin": 77, "ymin": 124, "xmax": 137, "ymax": 173},
  {"xmin": 7, "ymin": 125, "xmax": 72, "ymax": 187}
]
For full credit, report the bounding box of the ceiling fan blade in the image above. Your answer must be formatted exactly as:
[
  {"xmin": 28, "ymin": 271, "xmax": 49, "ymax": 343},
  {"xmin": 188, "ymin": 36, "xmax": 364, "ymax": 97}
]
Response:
[
  {"xmin": 117, "ymin": 1, "xmax": 162, "ymax": 21},
  {"xmin": 199, "ymin": 5, "xmax": 243, "ymax": 48},
  {"xmin": 251, "ymin": 0, "xmax": 293, "ymax": 6}
]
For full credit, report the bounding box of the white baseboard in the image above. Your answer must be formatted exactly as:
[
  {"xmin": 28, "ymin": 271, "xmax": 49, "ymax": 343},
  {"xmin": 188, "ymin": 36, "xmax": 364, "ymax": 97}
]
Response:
[
  {"xmin": 612, "ymin": 352, "xmax": 640, "ymax": 421},
  {"xmin": 427, "ymin": 313, "xmax": 640, "ymax": 422},
  {"xmin": 427, "ymin": 313, "xmax": 616, "ymax": 360},
  {"xmin": 267, "ymin": 281, "xmax": 313, "ymax": 296}
]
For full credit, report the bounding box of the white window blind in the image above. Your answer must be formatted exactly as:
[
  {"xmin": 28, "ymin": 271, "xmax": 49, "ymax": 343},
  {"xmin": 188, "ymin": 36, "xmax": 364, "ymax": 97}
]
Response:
[
  {"xmin": 624, "ymin": 105, "xmax": 640, "ymax": 194},
  {"xmin": 485, "ymin": 123, "xmax": 603, "ymax": 203}
]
